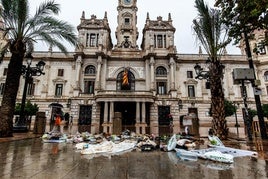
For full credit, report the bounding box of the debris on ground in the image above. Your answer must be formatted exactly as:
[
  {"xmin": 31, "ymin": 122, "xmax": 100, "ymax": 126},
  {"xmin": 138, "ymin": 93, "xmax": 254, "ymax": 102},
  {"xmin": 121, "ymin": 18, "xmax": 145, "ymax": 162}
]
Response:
[
  {"xmin": 171, "ymin": 134, "xmax": 258, "ymax": 163},
  {"xmin": 41, "ymin": 130, "xmax": 258, "ymax": 163}
]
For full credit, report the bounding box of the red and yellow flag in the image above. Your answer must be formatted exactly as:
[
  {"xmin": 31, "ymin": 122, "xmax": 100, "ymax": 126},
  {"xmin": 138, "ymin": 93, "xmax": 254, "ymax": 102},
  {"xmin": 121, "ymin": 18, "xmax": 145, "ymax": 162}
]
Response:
[{"xmin": 122, "ymin": 69, "xmax": 129, "ymax": 86}]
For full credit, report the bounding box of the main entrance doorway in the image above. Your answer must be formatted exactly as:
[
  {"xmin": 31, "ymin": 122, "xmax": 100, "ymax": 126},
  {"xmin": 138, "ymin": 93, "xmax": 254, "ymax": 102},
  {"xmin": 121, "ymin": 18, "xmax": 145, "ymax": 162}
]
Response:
[{"xmin": 114, "ymin": 102, "xmax": 136, "ymax": 132}]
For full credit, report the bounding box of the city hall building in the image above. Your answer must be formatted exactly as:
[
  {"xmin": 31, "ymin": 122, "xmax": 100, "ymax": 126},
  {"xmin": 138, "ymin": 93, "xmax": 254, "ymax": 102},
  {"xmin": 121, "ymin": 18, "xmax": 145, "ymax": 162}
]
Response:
[{"xmin": 1, "ymin": 0, "xmax": 268, "ymax": 138}]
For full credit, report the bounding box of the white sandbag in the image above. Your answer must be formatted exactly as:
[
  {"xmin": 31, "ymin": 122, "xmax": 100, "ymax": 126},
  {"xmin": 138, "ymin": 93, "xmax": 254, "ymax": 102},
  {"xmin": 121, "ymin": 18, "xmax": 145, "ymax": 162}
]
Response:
[
  {"xmin": 167, "ymin": 134, "xmax": 177, "ymax": 151},
  {"xmin": 203, "ymin": 151, "xmax": 234, "ymax": 163}
]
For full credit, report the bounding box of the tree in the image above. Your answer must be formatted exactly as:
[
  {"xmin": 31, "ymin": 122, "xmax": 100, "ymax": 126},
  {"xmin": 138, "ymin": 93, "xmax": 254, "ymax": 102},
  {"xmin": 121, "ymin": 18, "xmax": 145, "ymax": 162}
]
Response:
[
  {"xmin": 262, "ymin": 104, "xmax": 268, "ymax": 118},
  {"xmin": 0, "ymin": 0, "xmax": 77, "ymax": 137},
  {"xmin": 215, "ymin": 0, "xmax": 268, "ymax": 44},
  {"xmin": 14, "ymin": 100, "xmax": 39, "ymax": 119},
  {"xmin": 14, "ymin": 100, "xmax": 39, "ymax": 129},
  {"xmin": 215, "ymin": 0, "xmax": 268, "ymax": 139},
  {"xmin": 224, "ymin": 100, "xmax": 236, "ymax": 118},
  {"xmin": 209, "ymin": 99, "xmax": 236, "ymax": 118},
  {"xmin": 193, "ymin": 0, "xmax": 230, "ymax": 139}
]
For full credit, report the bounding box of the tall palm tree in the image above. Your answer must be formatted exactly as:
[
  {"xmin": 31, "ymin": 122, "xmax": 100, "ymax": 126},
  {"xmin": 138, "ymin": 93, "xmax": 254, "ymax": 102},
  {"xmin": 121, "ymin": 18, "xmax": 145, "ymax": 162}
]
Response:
[
  {"xmin": 193, "ymin": 0, "xmax": 230, "ymax": 139},
  {"xmin": 0, "ymin": 0, "xmax": 77, "ymax": 137}
]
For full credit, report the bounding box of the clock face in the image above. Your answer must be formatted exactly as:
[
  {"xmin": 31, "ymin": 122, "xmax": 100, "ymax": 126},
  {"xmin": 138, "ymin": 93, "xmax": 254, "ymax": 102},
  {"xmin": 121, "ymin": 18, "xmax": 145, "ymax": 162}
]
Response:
[{"xmin": 124, "ymin": 0, "xmax": 131, "ymax": 4}]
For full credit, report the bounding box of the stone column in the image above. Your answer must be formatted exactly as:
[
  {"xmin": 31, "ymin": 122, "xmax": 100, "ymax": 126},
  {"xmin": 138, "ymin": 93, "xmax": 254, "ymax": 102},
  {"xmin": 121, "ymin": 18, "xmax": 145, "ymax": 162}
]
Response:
[
  {"xmin": 150, "ymin": 57, "xmax": 155, "ymax": 90},
  {"xmin": 145, "ymin": 59, "xmax": 150, "ymax": 90},
  {"xmin": 141, "ymin": 102, "xmax": 146, "ymax": 123},
  {"xmin": 75, "ymin": 56, "xmax": 82, "ymax": 85},
  {"xmin": 135, "ymin": 102, "xmax": 141, "ymax": 133},
  {"xmin": 150, "ymin": 103, "xmax": 159, "ymax": 135},
  {"xmin": 169, "ymin": 57, "xmax": 175, "ymax": 90},
  {"xmin": 104, "ymin": 102, "xmax": 108, "ymax": 123},
  {"xmin": 74, "ymin": 56, "xmax": 82, "ymax": 97},
  {"xmin": 102, "ymin": 102, "xmax": 108, "ymax": 133},
  {"xmin": 141, "ymin": 102, "xmax": 147, "ymax": 134},
  {"xmin": 109, "ymin": 102, "xmax": 114, "ymax": 133},
  {"xmin": 95, "ymin": 55, "xmax": 102, "ymax": 90}
]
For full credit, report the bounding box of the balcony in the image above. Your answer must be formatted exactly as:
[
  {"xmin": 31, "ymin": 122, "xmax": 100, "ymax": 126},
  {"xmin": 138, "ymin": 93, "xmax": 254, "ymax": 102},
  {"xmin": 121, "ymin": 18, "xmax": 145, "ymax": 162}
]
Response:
[{"xmin": 95, "ymin": 90, "xmax": 154, "ymax": 102}]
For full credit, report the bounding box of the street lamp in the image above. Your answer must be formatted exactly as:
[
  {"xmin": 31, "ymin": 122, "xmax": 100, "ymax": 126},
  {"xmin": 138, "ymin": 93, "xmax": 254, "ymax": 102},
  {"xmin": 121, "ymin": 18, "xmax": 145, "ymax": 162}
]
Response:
[
  {"xmin": 233, "ymin": 68, "xmax": 255, "ymax": 140},
  {"xmin": 194, "ymin": 63, "xmax": 210, "ymax": 89},
  {"xmin": 194, "ymin": 63, "xmax": 209, "ymax": 79},
  {"xmin": 233, "ymin": 102, "xmax": 240, "ymax": 138},
  {"xmin": 13, "ymin": 53, "xmax": 46, "ymax": 132}
]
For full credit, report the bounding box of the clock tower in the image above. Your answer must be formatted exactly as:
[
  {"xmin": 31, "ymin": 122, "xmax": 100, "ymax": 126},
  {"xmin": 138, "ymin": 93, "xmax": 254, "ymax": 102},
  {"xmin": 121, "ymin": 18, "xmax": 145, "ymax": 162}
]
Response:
[{"xmin": 115, "ymin": 0, "xmax": 138, "ymax": 49}]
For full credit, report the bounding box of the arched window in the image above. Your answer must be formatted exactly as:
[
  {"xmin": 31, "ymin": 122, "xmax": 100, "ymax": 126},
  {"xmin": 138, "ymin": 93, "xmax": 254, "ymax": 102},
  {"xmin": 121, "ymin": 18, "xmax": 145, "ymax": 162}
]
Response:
[
  {"xmin": 116, "ymin": 69, "xmax": 135, "ymax": 91},
  {"xmin": 85, "ymin": 65, "xmax": 96, "ymax": 75},
  {"xmin": 156, "ymin": 66, "xmax": 168, "ymax": 95},
  {"xmin": 84, "ymin": 65, "xmax": 96, "ymax": 94},
  {"xmin": 156, "ymin": 66, "xmax": 167, "ymax": 76},
  {"xmin": 264, "ymin": 71, "xmax": 268, "ymax": 81}
]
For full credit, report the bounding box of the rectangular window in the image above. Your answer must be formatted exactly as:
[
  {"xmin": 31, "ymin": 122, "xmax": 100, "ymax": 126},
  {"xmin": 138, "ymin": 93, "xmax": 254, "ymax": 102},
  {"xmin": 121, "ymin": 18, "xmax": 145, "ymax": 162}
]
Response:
[
  {"xmin": 0, "ymin": 83, "xmax": 5, "ymax": 95},
  {"xmin": 58, "ymin": 69, "xmax": 64, "ymax": 77},
  {"xmin": 86, "ymin": 33, "xmax": 89, "ymax": 47},
  {"xmin": 187, "ymin": 71, "xmax": 193, "ymax": 78},
  {"xmin": 125, "ymin": 18, "xmax": 130, "ymax": 25},
  {"xmin": 266, "ymin": 86, "xmax": 268, "ymax": 95},
  {"xmin": 27, "ymin": 83, "xmax": 35, "ymax": 96},
  {"xmin": 3, "ymin": 68, "xmax": 8, "ymax": 76},
  {"xmin": 154, "ymin": 35, "xmax": 156, "ymax": 48},
  {"xmin": 163, "ymin": 35, "xmax": 166, "ymax": 48},
  {"xmin": 257, "ymin": 41, "xmax": 266, "ymax": 55},
  {"xmin": 55, "ymin": 84, "xmax": 63, "ymax": 96},
  {"xmin": 157, "ymin": 82, "xmax": 167, "ymax": 95},
  {"xmin": 90, "ymin": 34, "xmax": 96, "ymax": 47},
  {"xmin": 90, "ymin": 33, "xmax": 99, "ymax": 47},
  {"xmin": 157, "ymin": 35, "xmax": 163, "ymax": 48},
  {"xmin": 84, "ymin": 80, "xmax": 95, "ymax": 94},
  {"xmin": 188, "ymin": 85, "xmax": 195, "ymax": 97}
]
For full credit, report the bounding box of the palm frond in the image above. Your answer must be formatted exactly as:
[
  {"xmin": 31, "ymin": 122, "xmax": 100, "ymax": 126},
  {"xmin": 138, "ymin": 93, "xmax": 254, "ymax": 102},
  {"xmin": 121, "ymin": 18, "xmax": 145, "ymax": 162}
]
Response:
[
  {"xmin": 29, "ymin": 0, "xmax": 60, "ymax": 27},
  {"xmin": 193, "ymin": 0, "xmax": 230, "ymax": 60},
  {"xmin": 1, "ymin": 0, "xmax": 77, "ymax": 54},
  {"xmin": 35, "ymin": 32, "xmax": 69, "ymax": 54},
  {"xmin": 0, "ymin": 40, "xmax": 10, "ymax": 63}
]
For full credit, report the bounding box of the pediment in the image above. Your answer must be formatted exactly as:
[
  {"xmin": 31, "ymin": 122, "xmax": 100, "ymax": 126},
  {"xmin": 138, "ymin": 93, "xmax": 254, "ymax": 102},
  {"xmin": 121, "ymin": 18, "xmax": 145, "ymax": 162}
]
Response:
[
  {"xmin": 147, "ymin": 21, "xmax": 175, "ymax": 31},
  {"xmin": 52, "ymin": 78, "xmax": 67, "ymax": 84},
  {"xmin": 184, "ymin": 79, "xmax": 198, "ymax": 84},
  {"xmin": 80, "ymin": 19, "xmax": 103, "ymax": 27}
]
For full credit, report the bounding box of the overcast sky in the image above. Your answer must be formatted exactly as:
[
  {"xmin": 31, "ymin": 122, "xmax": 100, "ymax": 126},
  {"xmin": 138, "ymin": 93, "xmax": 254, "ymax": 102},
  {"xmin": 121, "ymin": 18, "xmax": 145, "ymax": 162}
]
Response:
[{"xmin": 29, "ymin": 0, "xmax": 241, "ymax": 54}]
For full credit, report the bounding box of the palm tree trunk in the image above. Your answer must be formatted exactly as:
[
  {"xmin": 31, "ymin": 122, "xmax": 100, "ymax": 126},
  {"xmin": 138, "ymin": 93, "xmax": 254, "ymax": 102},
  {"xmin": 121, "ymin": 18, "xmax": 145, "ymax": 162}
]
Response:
[
  {"xmin": 0, "ymin": 41, "xmax": 25, "ymax": 137},
  {"xmin": 210, "ymin": 62, "xmax": 228, "ymax": 139}
]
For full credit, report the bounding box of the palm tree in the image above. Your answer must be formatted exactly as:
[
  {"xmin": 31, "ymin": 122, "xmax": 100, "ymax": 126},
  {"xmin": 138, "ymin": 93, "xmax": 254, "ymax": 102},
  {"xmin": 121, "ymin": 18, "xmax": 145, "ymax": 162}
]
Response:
[
  {"xmin": 193, "ymin": 0, "xmax": 230, "ymax": 139},
  {"xmin": 0, "ymin": 0, "xmax": 77, "ymax": 137}
]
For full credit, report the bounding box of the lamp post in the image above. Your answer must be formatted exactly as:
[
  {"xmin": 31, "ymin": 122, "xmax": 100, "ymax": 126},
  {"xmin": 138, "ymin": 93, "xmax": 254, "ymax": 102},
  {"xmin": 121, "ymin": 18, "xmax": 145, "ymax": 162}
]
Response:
[
  {"xmin": 241, "ymin": 80, "xmax": 252, "ymax": 140},
  {"xmin": 244, "ymin": 31, "xmax": 267, "ymax": 139},
  {"xmin": 233, "ymin": 68, "xmax": 255, "ymax": 140},
  {"xmin": 13, "ymin": 53, "xmax": 46, "ymax": 132},
  {"xmin": 233, "ymin": 102, "xmax": 240, "ymax": 138}
]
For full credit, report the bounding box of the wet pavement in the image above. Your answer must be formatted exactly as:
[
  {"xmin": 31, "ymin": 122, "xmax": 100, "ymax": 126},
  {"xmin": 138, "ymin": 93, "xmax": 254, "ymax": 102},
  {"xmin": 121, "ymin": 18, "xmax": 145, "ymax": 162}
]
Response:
[{"xmin": 0, "ymin": 126, "xmax": 268, "ymax": 179}]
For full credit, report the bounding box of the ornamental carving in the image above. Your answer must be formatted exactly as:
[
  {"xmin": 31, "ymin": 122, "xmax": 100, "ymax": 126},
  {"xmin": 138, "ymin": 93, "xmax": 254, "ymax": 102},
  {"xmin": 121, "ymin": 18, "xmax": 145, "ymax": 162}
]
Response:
[
  {"xmin": 108, "ymin": 67, "xmax": 120, "ymax": 78},
  {"xmin": 132, "ymin": 67, "xmax": 144, "ymax": 78}
]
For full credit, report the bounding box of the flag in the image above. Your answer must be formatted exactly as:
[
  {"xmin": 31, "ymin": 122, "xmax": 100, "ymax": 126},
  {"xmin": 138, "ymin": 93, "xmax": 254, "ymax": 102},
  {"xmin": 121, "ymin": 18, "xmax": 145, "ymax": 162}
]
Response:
[{"xmin": 122, "ymin": 68, "xmax": 129, "ymax": 86}]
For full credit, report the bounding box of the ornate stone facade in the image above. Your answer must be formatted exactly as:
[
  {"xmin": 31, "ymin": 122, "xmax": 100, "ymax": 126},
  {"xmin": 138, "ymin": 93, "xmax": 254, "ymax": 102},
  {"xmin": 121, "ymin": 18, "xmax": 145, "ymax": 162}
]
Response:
[{"xmin": 0, "ymin": 0, "xmax": 268, "ymax": 138}]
